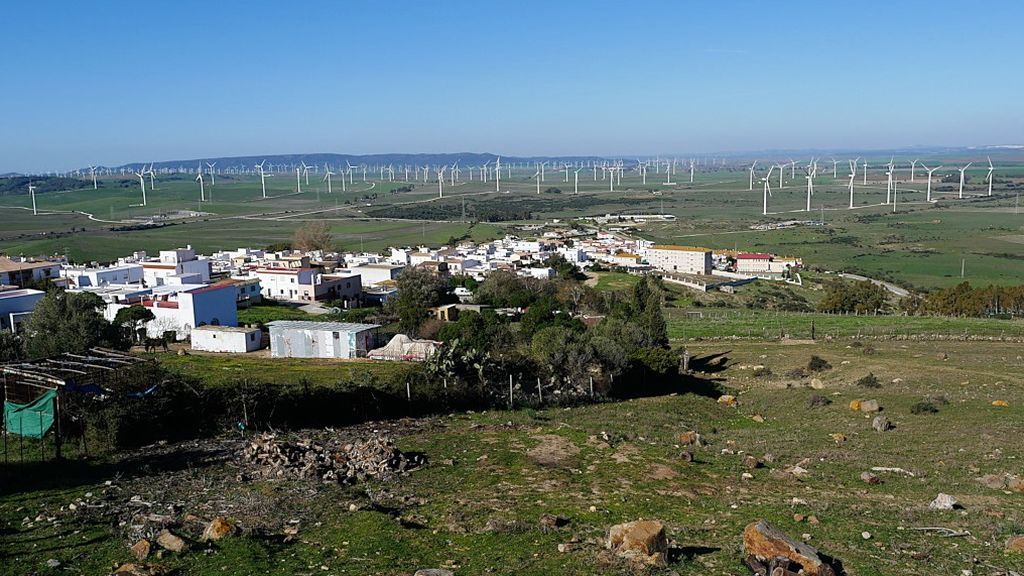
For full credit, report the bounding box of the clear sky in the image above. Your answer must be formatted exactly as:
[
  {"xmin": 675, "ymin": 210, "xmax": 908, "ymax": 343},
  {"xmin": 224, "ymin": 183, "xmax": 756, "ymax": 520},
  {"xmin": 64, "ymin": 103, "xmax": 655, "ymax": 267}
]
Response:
[{"xmin": 2, "ymin": 0, "xmax": 1021, "ymax": 172}]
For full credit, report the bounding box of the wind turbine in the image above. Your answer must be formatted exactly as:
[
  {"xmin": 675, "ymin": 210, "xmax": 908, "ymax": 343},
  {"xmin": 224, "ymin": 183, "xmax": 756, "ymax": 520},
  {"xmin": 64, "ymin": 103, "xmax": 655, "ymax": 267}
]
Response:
[
  {"xmin": 805, "ymin": 165, "xmax": 814, "ymax": 212},
  {"xmin": 885, "ymin": 161, "xmax": 894, "ymax": 205},
  {"xmin": 195, "ymin": 172, "xmax": 206, "ymax": 202},
  {"xmin": 323, "ymin": 167, "xmax": 335, "ymax": 194},
  {"xmin": 748, "ymin": 161, "xmax": 758, "ymax": 191},
  {"xmin": 921, "ymin": 163, "xmax": 942, "ymax": 202},
  {"xmin": 689, "ymin": 159, "xmax": 695, "ymax": 183},
  {"xmin": 134, "ymin": 168, "xmax": 148, "ymax": 206},
  {"xmin": 533, "ymin": 168, "xmax": 541, "ymax": 194},
  {"xmin": 256, "ymin": 160, "xmax": 271, "ymax": 199},
  {"xmin": 295, "ymin": 167, "xmax": 303, "ymax": 193},
  {"xmin": 88, "ymin": 166, "xmax": 98, "ymax": 189},
  {"xmin": 848, "ymin": 171, "xmax": 856, "ymax": 209},
  {"xmin": 206, "ymin": 162, "xmax": 217, "ymax": 186},
  {"xmin": 146, "ymin": 164, "xmax": 157, "ymax": 191},
  {"xmin": 909, "ymin": 159, "xmax": 918, "ymax": 183},
  {"xmin": 762, "ymin": 166, "xmax": 775, "ymax": 216},
  {"xmin": 664, "ymin": 161, "xmax": 674, "ymax": 185},
  {"xmin": 495, "ymin": 157, "xmax": 501, "ymax": 192},
  {"xmin": 301, "ymin": 162, "xmax": 311, "ymax": 186},
  {"xmin": 437, "ymin": 166, "xmax": 446, "ymax": 198},
  {"xmin": 831, "ymin": 158, "xmax": 838, "ymax": 179},
  {"xmin": 28, "ymin": 183, "xmax": 37, "ymax": 215},
  {"xmin": 986, "ymin": 157, "xmax": 994, "ymax": 196},
  {"xmin": 862, "ymin": 159, "xmax": 868, "ymax": 185},
  {"xmin": 958, "ymin": 162, "xmax": 972, "ymax": 199},
  {"xmin": 573, "ymin": 167, "xmax": 582, "ymax": 194}
]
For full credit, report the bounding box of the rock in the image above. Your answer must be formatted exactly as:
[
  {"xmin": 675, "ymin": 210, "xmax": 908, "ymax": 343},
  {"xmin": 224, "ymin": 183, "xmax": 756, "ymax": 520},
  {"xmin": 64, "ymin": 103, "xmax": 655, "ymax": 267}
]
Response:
[
  {"xmin": 849, "ymin": 399, "xmax": 862, "ymax": 411},
  {"xmin": 678, "ymin": 431, "xmax": 702, "ymax": 446},
  {"xmin": 829, "ymin": 433, "xmax": 846, "ymax": 444},
  {"xmin": 992, "ymin": 400, "xmax": 1009, "ymax": 407},
  {"xmin": 154, "ymin": 529, "xmax": 187, "ymax": 553},
  {"xmin": 859, "ymin": 399, "xmax": 881, "ymax": 413},
  {"xmin": 413, "ymin": 570, "xmax": 454, "ymax": 576},
  {"xmin": 978, "ymin": 473, "xmax": 1008, "ymax": 490},
  {"xmin": 112, "ymin": 564, "xmax": 166, "ymax": 576},
  {"xmin": 46, "ymin": 559, "xmax": 61, "ymax": 568},
  {"xmin": 1006, "ymin": 535, "xmax": 1024, "ymax": 552},
  {"xmin": 742, "ymin": 520, "xmax": 836, "ymax": 576},
  {"xmin": 793, "ymin": 513, "xmax": 805, "ymax": 522},
  {"xmin": 1008, "ymin": 476, "xmax": 1024, "ymax": 493},
  {"xmin": 809, "ymin": 378, "xmax": 824, "ymax": 390},
  {"xmin": 752, "ymin": 414, "xmax": 765, "ymax": 423},
  {"xmin": 202, "ymin": 517, "xmax": 237, "ymax": 541},
  {"xmin": 871, "ymin": 416, "xmax": 892, "ymax": 432},
  {"xmin": 928, "ymin": 493, "xmax": 960, "ymax": 510},
  {"xmin": 607, "ymin": 520, "xmax": 668, "ymax": 567},
  {"xmin": 130, "ymin": 539, "xmax": 151, "ymax": 561},
  {"xmin": 743, "ymin": 455, "xmax": 762, "ymax": 469},
  {"xmin": 807, "ymin": 515, "xmax": 819, "ymax": 525},
  {"xmin": 741, "ymin": 472, "xmax": 754, "ymax": 480},
  {"xmin": 861, "ymin": 471, "xmax": 881, "ymax": 484},
  {"xmin": 539, "ymin": 513, "xmax": 568, "ymax": 530},
  {"xmin": 937, "ymin": 352, "xmax": 948, "ymax": 360},
  {"xmin": 861, "ymin": 531, "xmax": 872, "ymax": 540},
  {"xmin": 717, "ymin": 394, "xmax": 737, "ymax": 407}
]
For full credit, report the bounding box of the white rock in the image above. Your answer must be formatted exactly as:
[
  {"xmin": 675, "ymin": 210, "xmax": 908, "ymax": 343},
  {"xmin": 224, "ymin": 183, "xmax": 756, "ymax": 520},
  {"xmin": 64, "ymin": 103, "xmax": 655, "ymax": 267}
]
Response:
[
  {"xmin": 929, "ymin": 493, "xmax": 959, "ymax": 510},
  {"xmin": 861, "ymin": 531, "xmax": 871, "ymax": 540}
]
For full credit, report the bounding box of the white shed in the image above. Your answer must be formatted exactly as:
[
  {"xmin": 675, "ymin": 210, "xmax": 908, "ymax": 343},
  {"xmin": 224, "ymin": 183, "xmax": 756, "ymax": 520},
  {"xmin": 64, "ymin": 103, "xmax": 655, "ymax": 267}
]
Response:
[
  {"xmin": 191, "ymin": 325, "xmax": 264, "ymax": 353},
  {"xmin": 267, "ymin": 320, "xmax": 379, "ymax": 359}
]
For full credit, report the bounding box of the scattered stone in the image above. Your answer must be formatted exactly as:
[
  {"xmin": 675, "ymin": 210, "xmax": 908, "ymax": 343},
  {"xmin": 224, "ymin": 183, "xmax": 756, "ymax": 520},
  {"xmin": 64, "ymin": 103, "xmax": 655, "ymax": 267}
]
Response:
[
  {"xmin": 680, "ymin": 450, "xmax": 694, "ymax": 463},
  {"xmin": 678, "ymin": 431, "xmax": 702, "ymax": 446},
  {"xmin": 928, "ymin": 493, "xmax": 961, "ymax": 510},
  {"xmin": 742, "ymin": 520, "xmax": 837, "ymax": 576},
  {"xmin": 992, "ymin": 400, "xmax": 1010, "ymax": 407},
  {"xmin": 829, "ymin": 433, "xmax": 846, "ymax": 444},
  {"xmin": 752, "ymin": 414, "xmax": 765, "ymax": 423},
  {"xmin": 743, "ymin": 455, "xmax": 762, "ymax": 469},
  {"xmin": 240, "ymin": 433, "xmax": 426, "ymax": 483},
  {"xmin": 130, "ymin": 539, "xmax": 151, "ymax": 561},
  {"xmin": 717, "ymin": 395, "xmax": 737, "ymax": 407},
  {"xmin": 937, "ymin": 352, "xmax": 948, "ymax": 360},
  {"xmin": 539, "ymin": 513, "xmax": 568, "ymax": 531},
  {"xmin": 860, "ymin": 472, "xmax": 881, "ymax": 485},
  {"xmin": 202, "ymin": 517, "xmax": 237, "ymax": 541},
  {"xmin": 808, "ymin": 515, "xmax": 819, "ymax": 525},
  {"xmin": 859, "ymin": 399, "xmax": 881, "ymax": 413},
  {"xmin": 607, "ymin": 520, "xmax": 668, "ymax": 567},
  {"xmin": 112, "ymin": 563, "xmax": 166, "ymax": 576},
  {"xmin": 1006, "ymin": 535, "xmax": 1024, "ymax": 552},
  {"xmin": 46, "ymin": 559, "xmax": 61, "ymax": 568},
  {"xmin": 849, "ymin": 399, "xmax": 862, "ymax": 412},
  {"xmin": 809, "ymin": 378, "xmax": 824, "ymax": 390},
  {"xmin": 154, "ymin": 530, "xmax": 187, "ymax": 553},
  {"xmin": 741, "ymin": 472, "xmax": 754, "ymax": 480},
  {"xmin": 808, "ymin": 394, "xmax": 831, "ymax": 408},
  {"xmin": 413, "ymin": 570, "xmax": 454, "ymax": 576},
  {"xmin": 872, "ymin": 416, "xmax": 893, "ymax": 432},
  {"xmin": 861, "ymin": 531, "xmax": 871, "ymax": 540},
  {"xmin": 793, "ymin": 513, "xmax": 805, "ymax": 523}
]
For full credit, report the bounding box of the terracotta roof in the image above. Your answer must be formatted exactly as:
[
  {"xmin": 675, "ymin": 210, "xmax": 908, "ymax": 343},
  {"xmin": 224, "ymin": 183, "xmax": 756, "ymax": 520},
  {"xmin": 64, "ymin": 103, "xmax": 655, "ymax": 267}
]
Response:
[
  {"xmin": 737, "ymin": 253, "xmax": 773, "ymax": 260},
  {"xmin": 0, "ymin": 257, "xmax": 59, "ymax": 273}
]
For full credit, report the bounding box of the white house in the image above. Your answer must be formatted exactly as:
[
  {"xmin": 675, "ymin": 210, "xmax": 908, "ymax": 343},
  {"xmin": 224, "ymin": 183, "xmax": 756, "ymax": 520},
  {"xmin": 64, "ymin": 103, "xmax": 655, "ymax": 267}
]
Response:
[
  {"xmin": 62, "ymin": 263, "xmax": 144, "ymax": 288},
  {"xmin": 250, "ymin": 267, "xmax": 362, "ymax": 305},
  {"xmin": 267, "ymin": 320, "xmax": 379, "ymax": 359},
  {"xmin": 190, "ymin": 325, "xmax": 263, "ymax": 353},
  {"xmin": 0, "ymin": 288, "xmax": 45, "ymax": 332},
  {"xmin": 104, "ymin": 283, "xmax": 238, "ymax": 340},
  {"xmin": 349, "ymin": 263, "xmax": 404, "ymax": 287},
  {"xmin": 0, "ymin": 257, "xmax": 62, "ymax": 287},
  {"xmin": 142, "ymin": 246, "xmax": 211, "ymax": 287},
  {"xmin": 736, "ymin": 253, "xmax": 803, "ymax": 276},
  {"xmin": 644, "ymin": 245, "xmax": 713, "ymax": 275}
]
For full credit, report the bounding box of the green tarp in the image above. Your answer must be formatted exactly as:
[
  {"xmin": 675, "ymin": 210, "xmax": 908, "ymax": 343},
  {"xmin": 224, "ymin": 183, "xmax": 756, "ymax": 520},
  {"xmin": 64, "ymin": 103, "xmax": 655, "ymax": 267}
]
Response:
[{"xmin": 3, "ymin": 389, "xmax": 57, "ymax": 439}]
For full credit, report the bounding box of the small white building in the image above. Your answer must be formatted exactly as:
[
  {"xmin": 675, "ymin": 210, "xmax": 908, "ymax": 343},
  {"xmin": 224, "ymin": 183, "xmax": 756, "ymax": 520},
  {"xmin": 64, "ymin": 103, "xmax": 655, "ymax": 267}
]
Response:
[
  {"xmin": 62, "ymin": 263, "xmax": 144, "ymax": 288},
  {"xmin": 267, "ymin": 320, "xmax": 379, "ymax": 359},
  {"xmin": 142, "ymin": 246, "xmax": 211, "ymax": 287},
  {"xmin": 0, "ymin": 288, "xmax": 45, "ymax": 332},
  {"xmin": 645, "ymin": 245, "xmax": 713, "ymax": 275},
  {"xmin": 349, "ymin": 263, "xmax": 404, "ymax": 287},
  {"xmin": 190, "ymin": 325, "xmax": 263, "ymax": 353}
]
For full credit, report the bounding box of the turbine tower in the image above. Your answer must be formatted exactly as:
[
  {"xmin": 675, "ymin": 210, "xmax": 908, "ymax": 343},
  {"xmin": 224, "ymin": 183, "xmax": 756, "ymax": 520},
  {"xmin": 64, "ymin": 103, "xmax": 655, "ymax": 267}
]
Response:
[
  {"xmin": 909, "ymin": 159, "xmax": 918, "ymax": 183},
  {"xmin": 195, "ymin": 173, "xmax": 206, "ymax": 202},
  {"xmin": 921, "ymin": 163, "xmax": 942, "ymax": 202},
  {"xmin": 88, "ymin": 166, "xmax": 98, "ymax": 189},
  {"xmin": 573, "ymin": 167, "xmax": 582, "ymax": 194},
  {"xmin": 761, "ymin": 166, "xmax": 775, "ymax": 216},
  {"xmin": 28, "ymin": 183, "xmax": 38, "ymax": 215},
  {"xmin": 533, "ymin": 168, "xmax": 541, "ymax": 194},
  {"xmin": 958, "ymin": 162, "xmax": 972, "ymax": 199},
  {"xmin": 323, "ymin": 167, "xmax": 335, "ymax": 194},
  {"xmin": 748, "ymin": 161, "xmax": 757, "ymax": 191},
  {"xmin": 256, "ymin": 160, "xmax": 271, "ymax": 199},
  {"xmin": 134, "ymin": 169, "xmax": 148, "ymax": 206},
  {"xmin": 206, "ymin": 162, "xmax": 217, "ymax": 186},
  {"xmin": 986, "ymin": 157, "xmax": 994, "ymax": 196}
]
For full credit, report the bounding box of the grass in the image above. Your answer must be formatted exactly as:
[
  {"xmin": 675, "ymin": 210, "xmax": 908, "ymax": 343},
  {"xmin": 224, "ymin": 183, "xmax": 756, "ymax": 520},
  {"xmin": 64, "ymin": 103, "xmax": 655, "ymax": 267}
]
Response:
[
  {"xmin": 155, "ymin": 352, "xmax": 417, "ymax": 387},
  {"xmin": 591, "ymin": 271, "xmax": 641, "ymax": 292},
  {"xmin": 4, "ymin": 339, "xmax": 1024, "ymax": 574}
]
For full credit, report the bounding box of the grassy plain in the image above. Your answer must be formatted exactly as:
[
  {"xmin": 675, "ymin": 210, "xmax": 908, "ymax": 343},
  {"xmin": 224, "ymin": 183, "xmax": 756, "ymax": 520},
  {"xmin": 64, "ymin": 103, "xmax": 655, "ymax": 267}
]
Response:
[{"xmin": 4, "ymin": 339, "xmax": 1024, "ymax": 575}]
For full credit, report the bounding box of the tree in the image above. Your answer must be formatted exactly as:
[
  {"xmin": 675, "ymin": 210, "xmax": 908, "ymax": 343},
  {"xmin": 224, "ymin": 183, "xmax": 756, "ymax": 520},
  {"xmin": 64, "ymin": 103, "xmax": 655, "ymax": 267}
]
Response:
[
  {"xmin": 114, "ymin": 305, "xmax": 156, "ymax": 343},
  {"xmin": 0, "ymin": 331, "xmax": 25, "ymax": 362},
  {"xmin": 24, "ymin": 290, "xmax": 124, "ymax": 358},
  {"xmin": 292, "ymin": 221, "xmax": 335, "ymax": 252},
  {"xmin": 388, "ymin": 267, "xmax": 450, "ymax": 335}
]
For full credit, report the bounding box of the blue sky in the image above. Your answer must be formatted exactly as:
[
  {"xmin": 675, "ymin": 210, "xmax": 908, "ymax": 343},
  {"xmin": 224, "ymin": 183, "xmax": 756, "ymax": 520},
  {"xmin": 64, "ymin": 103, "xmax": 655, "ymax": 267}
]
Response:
[{"xmin": 1, "ymin": 0, "xmax": 1021, "ymax": 172}]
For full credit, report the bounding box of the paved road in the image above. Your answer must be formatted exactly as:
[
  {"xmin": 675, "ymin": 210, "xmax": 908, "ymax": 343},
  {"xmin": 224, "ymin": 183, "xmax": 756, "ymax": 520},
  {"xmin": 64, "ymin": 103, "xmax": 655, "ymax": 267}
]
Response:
[{"xmin": 838, "ymin": 273, "xmax": 910, "ymax": 297}]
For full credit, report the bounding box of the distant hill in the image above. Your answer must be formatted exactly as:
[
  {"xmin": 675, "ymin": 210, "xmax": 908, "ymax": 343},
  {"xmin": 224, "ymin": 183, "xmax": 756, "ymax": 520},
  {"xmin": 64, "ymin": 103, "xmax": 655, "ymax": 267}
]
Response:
[
  {"xmin": 0, "ymin": 175, "xmax": 90, "ymax": 196},
  {"xmin": 105, "ymin": 153, "xmax": 610, "ymax": 172}
]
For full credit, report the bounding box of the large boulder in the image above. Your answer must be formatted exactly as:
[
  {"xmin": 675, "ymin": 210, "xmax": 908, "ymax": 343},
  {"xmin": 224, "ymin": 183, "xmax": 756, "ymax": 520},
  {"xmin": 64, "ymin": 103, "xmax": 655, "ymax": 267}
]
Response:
[
  {"xmin": 742, "ymin": 520, "xmax": 836, "ymax": 576},
  {"xmin": 202, "ymin": 517, "xmax": 238, "ymax": 541},
  {"xmin": 607, "ymin": 520, "xmax": 668, "ymax": 567},
  {"xmin": 111, "ymin": 564, "xmax": 167, "ymax": 576},
  {"xmin": 859, "ymin": 399, "xmax": 881, "ymax": 413},
  {"xmin": 154, "ymin": 529, "xmax": 187, "ymax": 553},
  {"xmin": 1007, "ymin": 535, "xmax": 1024, "ymax": 552}
]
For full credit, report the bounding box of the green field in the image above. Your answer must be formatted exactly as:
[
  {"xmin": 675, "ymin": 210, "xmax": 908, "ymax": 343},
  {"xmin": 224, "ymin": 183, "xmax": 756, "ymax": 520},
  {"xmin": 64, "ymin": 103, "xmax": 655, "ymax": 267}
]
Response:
[
  {"xmin": 3, "ymin": 160, "xmax": 1024, "ymax": 288},
  {"xmin": 5, "ymin": 339, "xmax": 1024, "ymax": 575}
]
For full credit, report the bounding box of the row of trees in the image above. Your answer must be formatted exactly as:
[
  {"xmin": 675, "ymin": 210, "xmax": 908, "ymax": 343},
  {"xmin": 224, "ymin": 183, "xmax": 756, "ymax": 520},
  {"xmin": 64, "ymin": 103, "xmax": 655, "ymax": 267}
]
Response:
[
  {"xmin": 904, "ymin": 282, "xmax": 1024, "ymax": 317},
  {"xmin": 817, "ymin": 280, "xmax": 888, "ymax": 314}
]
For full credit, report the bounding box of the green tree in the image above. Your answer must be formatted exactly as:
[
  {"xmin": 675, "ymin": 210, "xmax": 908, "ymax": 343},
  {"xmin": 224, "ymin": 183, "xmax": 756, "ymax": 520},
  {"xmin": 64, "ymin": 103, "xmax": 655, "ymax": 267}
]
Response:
[
  {"xmin": 388, "ymin": 267, "xmax": 450, "ymax": 335},
  {"xmin": 24, "ymin": 290, "xmax": 124, "ymax": 358},
  {"xmin": 0, "ymin": 331, "xmax": 25, "ymax": 362},
  {"xmin": 114, "ymin": 305, "xmax": 156, "ymax": 343}
]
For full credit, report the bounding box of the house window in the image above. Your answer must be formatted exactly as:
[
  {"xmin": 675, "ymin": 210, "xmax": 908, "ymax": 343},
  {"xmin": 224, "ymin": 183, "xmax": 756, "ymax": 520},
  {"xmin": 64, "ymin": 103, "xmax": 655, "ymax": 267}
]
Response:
[{"xmin": 333, "ymin": 332, "xmax": 340, "ymax": 339}]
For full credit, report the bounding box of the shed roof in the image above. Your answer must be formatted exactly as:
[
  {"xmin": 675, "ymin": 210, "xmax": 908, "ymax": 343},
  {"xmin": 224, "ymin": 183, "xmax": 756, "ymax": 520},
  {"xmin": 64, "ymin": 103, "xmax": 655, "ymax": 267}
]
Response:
[{"xmin": 266, "ymin": 320, "xmax": 380, "ymax": 333}]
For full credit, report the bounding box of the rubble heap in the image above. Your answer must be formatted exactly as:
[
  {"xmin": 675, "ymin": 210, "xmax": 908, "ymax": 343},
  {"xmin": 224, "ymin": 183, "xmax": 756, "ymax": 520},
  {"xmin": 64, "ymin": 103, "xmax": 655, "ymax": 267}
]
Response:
[{"xmin": 240, "ymin": 433, "xmax": 425, "ymax": 483}]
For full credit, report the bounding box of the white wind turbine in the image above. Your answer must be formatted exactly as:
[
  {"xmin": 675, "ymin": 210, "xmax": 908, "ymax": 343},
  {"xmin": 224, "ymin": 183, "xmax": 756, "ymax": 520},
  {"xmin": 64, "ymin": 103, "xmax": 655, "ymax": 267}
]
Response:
[
  {"xmin": 134, "ymin": 168, "xmax": 148, "ymax": 206},
  {"xmin": 805, "ymin": 165, "xmax": 815, "ymax": 212},
  {"xmin": 195, "ymin": 172, "xmax": 206, "ymax": 202},
  {"xmin": 638, "ymin": 160, "xmax": 647, "ymax": 185},
  {"xmin": 862, "ymin": 159, "xmax": 868, "ymax": 185},
  {"xmin": 986, "ymin": 157, "xmax": 994, "ymax": 196},
  {"xmin": 256, "ymin": 160, "xmax": 271, "ymax": 199},
  {"xmin": 323, "ymin": 167, "xmax": 335, "ymax": 194},
  {"xmin": 921, "ymin": 163, "xmax": 942, "ymax": 202},
  {"xmin": 848, "ymin": 169, "xmax": 856, "ymax": 209},
  {"xmin": 564, "ymin": 163, "xmax": 570, "ymax": 183},
  {"xmin": 146, "ymin": 164, "xmax": 157, "ymax": 191},
  {"xmin": 762, "ymin": 166, "xmax": 775, "ymax": 216},
  {"xmin": 909, "ymin": 159, "xmax": 918, "ymax": 183},
  {"xmin": 689, "ymin": 159, "xmax": 695, "ymax": 183},
  {"xmin": 533, "ymin": 168, "xmax": 541, "ymax": 194},
  {"xmin": 958, "ymin": 162, "xmax": 972, "ymax": 199},
  {"xmin": 206, "ymin": 162, "xmax": 217, "ymax": 186},
  {"xmin": 574, "ymin": 167, "xmax": 582, "ymax": 194},
  {"xmin": 748, "ymin": 161, "xmax": 758, "ymax": 191},
  {"xmin": 88, "ymin": 165, "xmax": 98, "ymax": 189},
  {"xmin": 301, "ymin": 162, "xmax": 311, "ymax": 186},
  {"xmin": 494, "ymin": 157, "xmax": 501, "ymax": 192},
  {"xmin": 295, "ymin": 167, "xmax": 303, "ymax": 193},
  {"xmin": 885, "ymin": 160, "xmax": 894, "ymax": 205},
  {"xmin": 831, "ymin": 158, "xmax": 838, "ymax": 179},
  {"xmin": 437, "ymin": 166, "xmax": 446, "ymax": 198},
  {"xmin": 664, "ymin": 161, "xmax": 674, "ymax": 185},
  {"xmin": 28, "ymin": 183, "xmax": 38, "ymax": 215}
]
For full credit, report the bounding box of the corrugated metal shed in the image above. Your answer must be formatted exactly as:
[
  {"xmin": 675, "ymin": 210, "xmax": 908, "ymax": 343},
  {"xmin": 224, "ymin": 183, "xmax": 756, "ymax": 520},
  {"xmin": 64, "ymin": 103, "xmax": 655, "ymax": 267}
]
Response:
[{"xmin": 267, "ymin": 320, "xmax": 380, "ymax": 359}]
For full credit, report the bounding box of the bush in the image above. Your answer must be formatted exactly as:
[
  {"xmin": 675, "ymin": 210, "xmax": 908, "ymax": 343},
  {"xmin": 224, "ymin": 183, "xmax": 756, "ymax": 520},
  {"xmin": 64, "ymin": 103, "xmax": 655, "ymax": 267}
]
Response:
[
  {"xmin": 807, "ymin": 355, "xmax": 832, "ymax": 372},
  {"xmin": 856, "ymin": 373, "xmax": 881, "ymax": 389},
  {"xmin": 752, "ymin": 366, "xmax": 773, "ymax": 378},
  {"xmin": 785, "ymin": 367, "xmax": 808, "ymax": 379},
  {"xmin": 910, "ymin": 401, "xmax": 939, "ymax": 415},
  {"xmin": 808, "ymin": 394, "xmax": 831, "ymax": 408}
]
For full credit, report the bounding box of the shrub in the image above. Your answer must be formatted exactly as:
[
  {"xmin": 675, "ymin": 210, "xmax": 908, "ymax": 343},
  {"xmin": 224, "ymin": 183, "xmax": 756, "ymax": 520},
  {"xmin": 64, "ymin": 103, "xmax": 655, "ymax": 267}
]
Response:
[
  {"xmin": 752, "ymin": 367, "xmax": 773, "ymax": 378},
  {"xmin": 856, "ymin": 373, "xmax": 881, "ymax": 389},
  {"xmin": 911, "ymin": 401, "xmax": 939, "ymax": 415},
  {"xmin": 808, "ymin": 394, "xmax": 831, "ymax": 408},
  {"xmin": 785, "ymin": 368, "xmax": 808, "ymax": 379},
  {"xmin": 807, "ymin": 355, "xmax": 832, "ymax": 372}
]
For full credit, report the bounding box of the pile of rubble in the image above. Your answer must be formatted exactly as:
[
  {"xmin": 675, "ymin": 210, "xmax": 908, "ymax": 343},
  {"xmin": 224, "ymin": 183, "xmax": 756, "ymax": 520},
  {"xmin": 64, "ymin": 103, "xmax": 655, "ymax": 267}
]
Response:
[{"xmin": 240, "ymin": 433, "xmax": 426, "ymax": 483}]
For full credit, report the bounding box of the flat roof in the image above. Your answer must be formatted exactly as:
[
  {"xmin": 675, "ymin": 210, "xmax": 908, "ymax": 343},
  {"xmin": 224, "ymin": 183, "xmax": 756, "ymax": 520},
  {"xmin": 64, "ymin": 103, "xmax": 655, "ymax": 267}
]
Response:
[
  {"xmin": 267, "ymin": 320, "xmax": 381, "ymax": 332},
  {"xmin": 0, "ymin": 258, "xmax": 59, "ymax": 272},
  {"xmin": 193, "ymin": 325, "xmax": 260, "ymax": 333},
  {"xmin": 650, "ymin": 245, "xmax": 712, "ymax": 253},
  {"xmin": 0, "ymin": 288, "xmax": 45, "ymax": 299}
]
